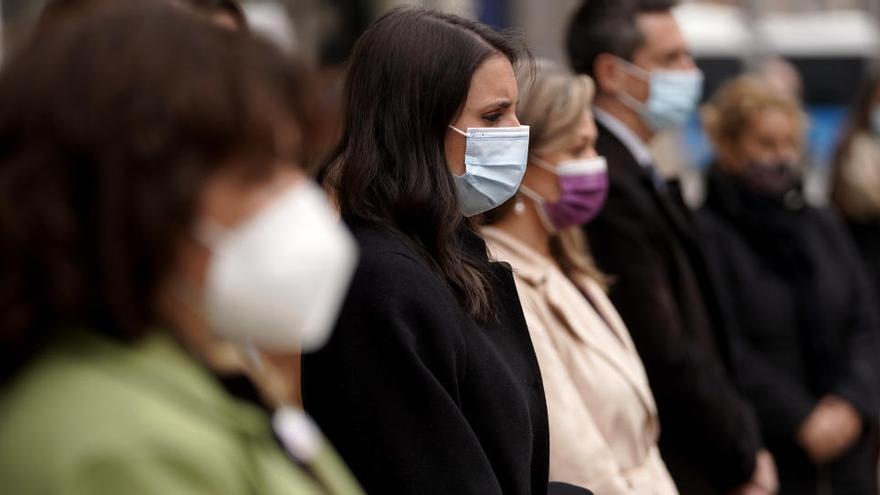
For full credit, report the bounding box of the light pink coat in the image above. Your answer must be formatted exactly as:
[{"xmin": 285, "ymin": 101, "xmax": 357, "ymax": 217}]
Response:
[{"xmin": 483, "ymin": 227, "xmax": 678, "ymax": 494}]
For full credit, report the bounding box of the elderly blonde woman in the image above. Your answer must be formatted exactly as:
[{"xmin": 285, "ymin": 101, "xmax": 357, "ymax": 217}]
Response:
[
  {"xmin": 481, "ymin": 60, "xmax": 677, "ymax": 494},
  {"xmin": 697, "ymin": 75, "xmax": 880, "ymax": 495}
]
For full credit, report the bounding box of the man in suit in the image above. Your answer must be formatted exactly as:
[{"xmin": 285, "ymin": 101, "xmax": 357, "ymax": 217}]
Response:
[{"xmin": 566, "ymin": 1, "xmax": 778, "ymax": 494}]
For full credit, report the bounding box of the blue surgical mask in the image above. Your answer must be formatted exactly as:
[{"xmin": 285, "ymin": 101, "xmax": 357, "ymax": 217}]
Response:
[
  {"xmin": 616, "ymin": 59, "xmax": 703, "ymax": 131},
  {"xmin": 448, "ymin": 125, "xmax": 530, "ymax": 217},
  {"xmin": 870, "ymin": 106, "xmax": 880, "ymax": 136}
]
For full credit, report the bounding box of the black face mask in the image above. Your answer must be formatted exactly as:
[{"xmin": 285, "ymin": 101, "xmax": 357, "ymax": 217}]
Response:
[{"xmin": 739, "ymin": 162, "xmax": 802, "ymax": 197}]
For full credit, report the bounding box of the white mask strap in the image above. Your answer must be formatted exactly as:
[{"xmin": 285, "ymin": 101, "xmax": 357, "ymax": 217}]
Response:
[
  {"xmin": 530, "ymin": 156, "xmax": 556, "ymax": 174},
  {"xmin": 616, "ymin": 90, "xmax": 647, "ymax": 114},
  {"xmin": 616, "ymin": 57, "xmax": 650, "ymax": 82},
  {"xmin": 448, "ymin": 125, "xmax": 469, "ymax": 137},
  {"xmin": 519, "ymin": 184, "xmax": 546, "ymax": 203},
  {"xmin": 518, "ymin": 185, "xmax": 557, "ymax": 234}
]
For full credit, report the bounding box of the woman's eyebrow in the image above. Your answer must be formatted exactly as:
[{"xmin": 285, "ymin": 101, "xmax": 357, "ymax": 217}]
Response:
[{"xmin": 479, "ymin": 99, "xmax": 513, "ymax": 112}]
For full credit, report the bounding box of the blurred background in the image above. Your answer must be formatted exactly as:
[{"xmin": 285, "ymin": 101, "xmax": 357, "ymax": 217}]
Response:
[{"xmin": 3, "ymin": 0, "xmax": 879, "ymax": 204}]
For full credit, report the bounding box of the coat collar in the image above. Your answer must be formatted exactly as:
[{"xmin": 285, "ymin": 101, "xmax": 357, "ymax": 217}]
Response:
[
  {"xmin": 481, "ymin": 226, "xmax": 553, "ymax": 286},
  {"xmin": 593, "ymin": 107, "xmax": 654, "ymax": 169},
  {"xmin": 481, "ymin": 227, "xmax": 658, "ymax": 415}
]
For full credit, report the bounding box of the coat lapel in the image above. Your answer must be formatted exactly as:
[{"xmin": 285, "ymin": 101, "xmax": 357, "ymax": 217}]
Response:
[
  {"xmin": 482, "ymin": 227, "xmax": 657, "ymax": 415},
  {"xmin": 544, "ymin": 272, "xmax": 657, "ymax": 415}
]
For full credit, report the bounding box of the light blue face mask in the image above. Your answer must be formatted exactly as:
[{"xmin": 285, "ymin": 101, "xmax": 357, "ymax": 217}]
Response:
[
  {"xmin": 870, "ymin": 106, "xmax": 880, "ymax": 136},
  {"xmin": 448, "ymin": 125, "xmax": 530, "ymax": 217},
  {"xmin": 616, "ymin": 59, "xmax": 704, "ymax": 132}
]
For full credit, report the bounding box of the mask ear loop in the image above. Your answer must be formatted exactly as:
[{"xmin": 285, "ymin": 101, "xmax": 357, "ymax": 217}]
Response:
[
  {"xmin": 525, "ymin": 158, "xmax": 563, "ymax": 234},
  {"xmin": 530, "ymin": 156, "xmax": 558, "ymax": 174},
  {"xmin": 616, "ymin": 57, "xmax": 651, "ymax": 81},
  {"xmin": 613, "ymin": 57, "xmax": 651, "ymax": 114},
  {"xmin": 448, "ymin": 125, "xmax": 469, "ymax": 137},
  {"xmin": 518, "ymin": 185, "xmax": 558, "ymax": 234}
]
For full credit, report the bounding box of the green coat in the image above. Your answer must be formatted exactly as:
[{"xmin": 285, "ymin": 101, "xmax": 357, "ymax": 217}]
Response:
[{"xmin": 0, "ymin": 329, "xmax": 363, "ymax": 495}]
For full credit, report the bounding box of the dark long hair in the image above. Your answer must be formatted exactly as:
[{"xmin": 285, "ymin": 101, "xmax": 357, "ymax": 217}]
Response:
[
  {"xmin": 0, "ymin": 1, "xmax": 315, "ymax": 380},
  {"xmin": 324, "ymin": 7, "xmax": 528, "ymax": 320}
]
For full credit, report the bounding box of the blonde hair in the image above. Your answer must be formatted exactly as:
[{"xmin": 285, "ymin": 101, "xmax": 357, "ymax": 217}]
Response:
[
  {"xmin": 514, "ymin": 59, "xmax": 607, "ymax": 287},
  {"xmin": 702, "ymin": 75, "xmax": 807, "ymax": 153},
  {"xmin": 517, "ymin": 59, "xmax": 595, "ymax": 156}
]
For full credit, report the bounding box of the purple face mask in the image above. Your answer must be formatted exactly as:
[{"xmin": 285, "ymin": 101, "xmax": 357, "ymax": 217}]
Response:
[{"xmin": 520, "ymin": 156, "xmax": 609, "ymax": 232}]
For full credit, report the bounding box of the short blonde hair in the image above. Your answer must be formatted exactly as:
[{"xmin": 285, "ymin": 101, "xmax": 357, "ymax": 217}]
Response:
[
  {"xmin": 514, "ymin": 59, "xmax": 606, "ymax": 287},
  {"xmin": 702, "ymin": 75, "xmax": 807, "ymax": 151}
]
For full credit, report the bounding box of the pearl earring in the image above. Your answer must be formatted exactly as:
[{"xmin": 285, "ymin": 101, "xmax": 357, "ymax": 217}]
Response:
[{"xmin": 514, "ymin": 197, "xmax": 526, "ymax": 215}]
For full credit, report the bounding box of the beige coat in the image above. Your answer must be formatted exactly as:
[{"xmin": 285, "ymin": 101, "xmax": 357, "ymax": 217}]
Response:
[{"xmin": 482, "ymin": 227, "xmax": 678, "ymax": 495}]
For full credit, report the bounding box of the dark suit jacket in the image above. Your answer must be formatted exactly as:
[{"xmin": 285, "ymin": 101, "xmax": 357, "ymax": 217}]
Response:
[
  {"xmin": 302, "ymin": 219, "xmax": 551, "ymax": 495},
  {"xmin": 584, "ymin": 121, "xmax": 762, "ymax": 493}
]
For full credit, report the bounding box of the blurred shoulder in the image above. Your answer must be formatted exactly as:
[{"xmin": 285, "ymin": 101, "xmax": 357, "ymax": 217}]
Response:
[{"xmin": 0, "ymin": 331, "xmax": 256, "ymax": 493}]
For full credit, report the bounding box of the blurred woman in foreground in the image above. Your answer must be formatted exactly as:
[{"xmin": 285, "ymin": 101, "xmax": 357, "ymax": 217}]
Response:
[{"xmin": 0, "ymin": 3, "xmax": 362, "ymax": 493}]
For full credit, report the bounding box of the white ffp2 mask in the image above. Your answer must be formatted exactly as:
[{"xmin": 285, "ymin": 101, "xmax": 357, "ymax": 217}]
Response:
[{"xmin": 197, "ymin": 181, "xmax": 358, "ymax": 353}]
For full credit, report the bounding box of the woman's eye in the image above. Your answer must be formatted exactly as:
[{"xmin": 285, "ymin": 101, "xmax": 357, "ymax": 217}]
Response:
[{"xmin": 482, "ymin": 113, "xmax": 502, "ymax": 123}]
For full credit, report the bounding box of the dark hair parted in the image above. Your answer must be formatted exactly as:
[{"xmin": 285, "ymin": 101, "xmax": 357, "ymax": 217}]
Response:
[
  {"xmin": 567, "ymin": 0, "xmax": 678, "ymax": 78},
  {"xmin": 324, "ymin": 7, "xmax": 529, "ymax": 320},
  {"xmin": 0, "ymin": 1, "xmax": 314, "ymax": 380}
]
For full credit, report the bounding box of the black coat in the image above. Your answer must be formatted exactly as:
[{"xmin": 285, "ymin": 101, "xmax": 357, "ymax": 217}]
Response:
[
  {"xmin": 302, "ymin": 220, "xmax": 551, "ymax": 495},
  {"xmin": 697, "ymin": 169, "xmax": 880, "ymax": 495},
  {"xmin": 584, "ymin": 123, "xmax": 763, "ymax": 493},
  {"xmin": 846, "ymin": 220, "xmax": 880, "ymax": 305}
]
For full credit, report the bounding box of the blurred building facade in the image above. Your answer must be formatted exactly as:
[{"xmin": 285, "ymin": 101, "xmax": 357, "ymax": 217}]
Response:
[{"xmin": 2, "ymin": 0, "xmax": 879, "ymax": 201}]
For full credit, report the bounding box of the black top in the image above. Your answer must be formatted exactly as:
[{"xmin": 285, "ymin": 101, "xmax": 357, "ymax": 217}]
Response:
[
  {"xmin": 697, "ymin": 169, "xmax": 880, "ymax": 494},
  {"xmin": 846, "ymin": 219, "xmax": 880, "ymax": 305},
  {"xmin": 302, "ymin": 219, "xmax": 550, "ymax": 495},
  {"xmin": 584, "ymin": 122, "xmax": 762, "ymax": 493}
]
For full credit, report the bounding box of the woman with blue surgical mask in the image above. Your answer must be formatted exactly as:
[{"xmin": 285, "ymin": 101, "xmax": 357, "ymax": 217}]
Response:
[
  {"xmin": 0, "ymin": 4, "xmax": 362, "ymax": 494},
  {"xmin": 304, "ymin": 7, "xmax": 572, "ymax": 495},
  {"xmin": 482, "ymin": 60, "xmax": 678, "ymax": 494},
  {"xmin": 832, "ymin": 69, "xmax": 880, "ymax": 304}
]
